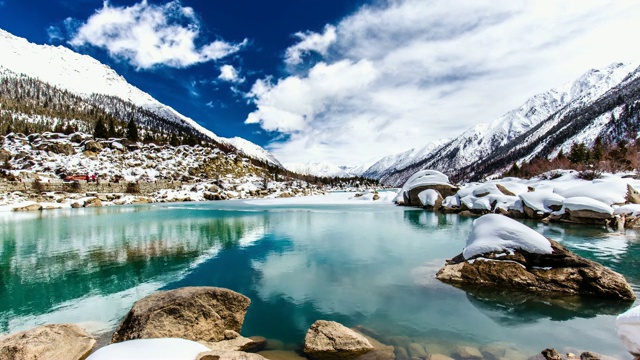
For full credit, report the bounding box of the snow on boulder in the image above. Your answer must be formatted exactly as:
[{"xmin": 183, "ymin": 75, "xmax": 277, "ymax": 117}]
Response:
[
  {"xmin": 86, "ymin": 338, "xmax": 210, "ymax": 360},
  {"xmin": 616, "ymin": 305, "xmax": 640, "ymax": 356},
  {"xmin": 436, "ymin": 214, "xmax": 636, "ymax": 300},
  {"xmin": 519, "ymin": 191, "xmax": 564, "ymax": 218},
  {"xmin": 400, "ymin": 170, "xmax": 458, "ymax": 206},
  {"xmin": 462, "ymin": 214, "xmax": 552, "ymax": 260},
  {"xmin": 561, "ymin": 196, "xmax": 614, "ymax": 215},
  {"xmin": 614, "ymin": 204, "xmax": 640, "ymax": 216},
  {"xmin": 554, "ymin": 179, "xmax": 627, "ymax": 205},
  {"xmin": 418, "ymin": 189, "xmax": 440, "ymax": 207}
]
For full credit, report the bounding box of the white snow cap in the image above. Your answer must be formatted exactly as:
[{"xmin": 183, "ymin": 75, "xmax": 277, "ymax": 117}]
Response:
[
  {"xmin": 463, "ymin": 214, "xmax": 552, "ymax": 260},
  {"xmin": 86, "ymin": 338, "xmax": 210, "ymax": 360},
  {"xmin": 616, "ymin": 305, "xmax": 640, "ymax": 356},
  {"xmin": 561, "ymin": 196, "xmax": 614, "ymax": 215},
  {"xmin": 402, "ymin": 170, "xmax": 453, "ymax": 193}
]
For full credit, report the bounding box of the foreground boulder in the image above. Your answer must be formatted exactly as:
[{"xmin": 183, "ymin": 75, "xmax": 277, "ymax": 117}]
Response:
[
  {"xmin": 304, "ymin": 320, "xmax": 374, "ymax": 360},
  {"xmin": 86, "ymin": 338, "xmax": 209, "ymax": 360},
  {"xmin": 0, "ymin": 324, "xmax": 96, "ymax": 360},
  {"xmin": 111, "ymin": 286, "xmax": 251, "ymax": 344},
  {"xmin": 436, "ymin": 214, "xmax": 635, "ymax": 301}
]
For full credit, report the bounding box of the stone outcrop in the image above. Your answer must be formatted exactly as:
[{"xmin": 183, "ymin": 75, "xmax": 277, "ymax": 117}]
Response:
[
  {"xmin": 627, "ymin": 184, "xmax": 640, "ymax": 204},
  {"xmin": 111, "ymin": 286, "xmax": 251, "ymax": 344},
  {"xmin": 45, "ymin": 143, "xmax": 75, "ymax": 155},
  {"xmin": 405, "ymin": 185, "xmax": 457, "ymax": 207},
  {"xmin": 84, "ymin": 141, "xmax": 103, "ymax": 153},
  {"xmin": 436, "ymin": 239, "xmax": 635, "ymax": 301},
  {"xmin": 0, "ymin": 324, "xmax": 95, "ymax": 360},
  {"xmin": 12, "ymin": 203, "xmax": 42, "ymax": 211},
  {"xmin": 83, "ymin": 197, "xmax": 103, "ymax": 207},
  {"xmin": 303, "ymin": 320, "xmax": 374, "ymax": 360}
]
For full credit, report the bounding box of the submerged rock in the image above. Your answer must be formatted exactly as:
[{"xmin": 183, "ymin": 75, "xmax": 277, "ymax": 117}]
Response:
[
  {"xmin": 0, "ymin": 324, "xmax": 96, "ymax": 360},
  {"xmin": 436, "ymin": 215, "xmax": 635, "ymax": 301},
  {"xmin": 303, "ymin": 320, "xmax": 374, "ymax": 360},
  {"xmin": 111, "ymin": 286, "xmax": 251, "ymax": 344}
]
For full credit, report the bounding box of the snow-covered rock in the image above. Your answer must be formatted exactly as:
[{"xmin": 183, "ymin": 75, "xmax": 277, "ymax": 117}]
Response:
[
  {"xmin": 617, "ymin": 305, "xmax": 640, "ymax": 356},
  {"xmin": 462, "ymin": 214, "xmax": 552, "ymax": 260},
  {"xmin": 561, "ymin": 197, "xmax": 614, "ymax": 215},
  {"xmin": 418, "ymin": 189, "xmax": 440, "ymax": 207},
  {"xmin": 436, "ymin": 214, "xmax": 636, "ymax": 300},
  {"xmin": 86, "ymin": 338, "xmax": 210, "ymax": 360}
]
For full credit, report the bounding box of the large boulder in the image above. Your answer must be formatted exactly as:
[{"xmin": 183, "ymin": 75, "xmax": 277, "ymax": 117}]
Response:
[
  {"xmin": 0, "ymin": 324, "xmax": 96, "ymax": 360},
  {"xmin": 83, "ymin": 141, "xmax": 103, "ymax": 153},
  {"xmin": 45, "ymin": 143, "xmax": 75, "ymax": 155},
  {"xmin": 303, "ymin": 320, "xmax": 374, "ymax": 360},
  {"xmin": 436, "ymin": 214, "xmax": 635, "ymax": 301},
  {"xmin": 111, "ymin": 286, "xmax": 251, "ymax": 344},
  {"xmin": 399, "ymin": 170, "xmax": 458, "ymax": 207}
]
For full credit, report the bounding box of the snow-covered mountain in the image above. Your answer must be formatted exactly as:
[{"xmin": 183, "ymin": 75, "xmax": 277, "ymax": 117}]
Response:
[
  {"xmin": 284, "ymin": 161, "xmax": 362, "ymax": 178},
  {"xmin": 373, "ymin": 62, "xmax": 637, "ymax": 186},
  {"xmin": 362, "ymin": 139, "xmax": 449, "ymax": 180},
  {"xmin": 0, "ymin": 28, "xmax": 281, "ymax": 167}
]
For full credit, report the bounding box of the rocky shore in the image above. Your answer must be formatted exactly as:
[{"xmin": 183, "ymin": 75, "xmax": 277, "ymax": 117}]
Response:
[
  {"xmin": 1, "ymin": 285, "xmax": 637, "ymax": 360},
  {"xmin": 395, "ymin": 169, "xmax": 640, "ymax": 230}
]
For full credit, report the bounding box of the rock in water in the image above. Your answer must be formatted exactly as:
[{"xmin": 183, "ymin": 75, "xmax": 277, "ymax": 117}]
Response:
[
  {"xmin": 0, "ymin": 324, "xmax": 96, "ymax": 360},
  {"xmin": 111, "ymin": 286, "xmax": 251, "ymax": 344},
  {"xmin": 436, "ymin": 214, "xmax": 635, "ymax": 301},
  {"xmin": 303, "ymin": 320, "xmax": 374, "ymax": 360},
  {"xmin": 616, "ymin": 304, "xmax": 640, "ymax": 357}
]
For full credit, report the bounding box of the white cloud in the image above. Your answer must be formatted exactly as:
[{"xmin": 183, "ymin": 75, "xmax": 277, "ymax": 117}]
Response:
[
  {"xmin": 285, "ymin": 25, "xmax": 337, "ymax": 66},
  {"xmin": 68, "ymin": 0, "xmax": 246, "ymax": 69},
  {"xmin": 218, "ymin": 64, "xmax": 244, "ymax": 83},
  {"xmin": 247, "ymin": 0, "xmax": 640, "ymax": 166}
]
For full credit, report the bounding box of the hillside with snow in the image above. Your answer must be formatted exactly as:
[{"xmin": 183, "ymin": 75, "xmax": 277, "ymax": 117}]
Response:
[
  {"xmin": 0, "ymin": 28, "xmax": 281, "ymax": 167},
  {"xmin": 372, "ymin": 62, "xmax": 638, "ymax": 185}
]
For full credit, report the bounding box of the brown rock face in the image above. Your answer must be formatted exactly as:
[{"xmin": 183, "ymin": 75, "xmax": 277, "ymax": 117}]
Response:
[
  {"xmin": 406, "ymin": 184, "xmax": 458, "ymax": 207},
  {"xmin": 111, "ymin": 286, "xmax": 251, "ymax": 344},
  {"xmin": 303, "ymin": 320, "xmax": 374, "ymax": 360},
  {"xmin": 436, "ymin": 239, "xmax": 635, "ymax": 301},
  {"xmin": 627, "ymin": 184, "xmax": 640, "ymax": 204},
  {"xmin": 12, "ymin": 203, "xmax": 42, "ymax": 211},
  {"xmin": 45, "ymin": 143, "xmax": 75, "ymax": 155},
  {"xmin": 496, "ymin": 184, "xmax": 516, "ymax": 196},
  {"xmin": 0, "ymin": 324, "xmax": 96, "ymax": 360},
  {"xmin": 83, "ymin": 198, "xmax": 103, "ymax": 207}
]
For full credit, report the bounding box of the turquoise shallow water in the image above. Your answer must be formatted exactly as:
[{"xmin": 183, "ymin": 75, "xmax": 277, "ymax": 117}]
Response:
[{"xmin": 1, "ymin": 196, "xmax": 639, "ymax": 358}]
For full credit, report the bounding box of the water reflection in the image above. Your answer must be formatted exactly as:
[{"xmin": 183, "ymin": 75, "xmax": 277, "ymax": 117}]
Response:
[
  {"xmin": 0, "ymin": 205, "xmax": 268, "ymax": 333},
  {"xmin": 464, "ymin": 287, "xmax": 633, "ymax": 326}
]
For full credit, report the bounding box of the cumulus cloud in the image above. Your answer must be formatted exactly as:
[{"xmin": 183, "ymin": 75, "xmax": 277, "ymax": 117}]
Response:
[
  {"xmin": 284, "ymin": 25, "xmax": 337, "ymax": 66},
  {"xmin": 247, "ymin": 0, "xmax": 640, "ymax": 166},
  {"xmin": 218, "ymin": 64, "xmax": 244, "ymax": 83},
  {"xmin": 68, "ymin": 0, "xmax": 246, "ymax": 69}
]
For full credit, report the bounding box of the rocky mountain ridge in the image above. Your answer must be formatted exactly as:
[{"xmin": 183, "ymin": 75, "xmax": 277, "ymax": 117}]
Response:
[{"xmin": 367, "ymin": 62, "xmax": 638, "ymax": 185}]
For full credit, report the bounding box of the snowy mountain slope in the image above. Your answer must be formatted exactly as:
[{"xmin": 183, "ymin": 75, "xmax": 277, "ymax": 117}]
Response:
[
  {"xmin": 362, "ymin": 139, "xmax": 448, "ymax": 180},
  {"xmin": 458, "ymin": 64, "xmax": 640, "ymax": 180},
  {"xmin": 0, "ymin": 28, "xmax": 282, "ymax": 167},
  {"xmin": 285, "ymin": 161, "xmax": 357, "ymax": 178},
  {"xmin": 226, "ymin": 137, "xmax": 282, "ymax": 167},
  {"xmin": 378, "ymin": 62, "xmax": 636, "ymax": 186}
]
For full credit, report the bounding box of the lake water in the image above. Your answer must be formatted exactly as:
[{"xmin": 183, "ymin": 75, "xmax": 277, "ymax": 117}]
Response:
[{"xmin": 1, "ymin": 194, "xmax": 639, "ymax": 358}]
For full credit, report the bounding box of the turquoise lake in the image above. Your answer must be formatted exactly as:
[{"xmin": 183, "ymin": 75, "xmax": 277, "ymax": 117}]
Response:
[{"xmin": 1, "ymin": 194, "xmax": 639, "ymax": 358}]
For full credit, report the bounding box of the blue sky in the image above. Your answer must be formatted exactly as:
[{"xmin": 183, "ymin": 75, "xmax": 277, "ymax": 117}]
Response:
[{"xmin": 2, "ymin": 1, "xmax": 640, "ymax": 166}]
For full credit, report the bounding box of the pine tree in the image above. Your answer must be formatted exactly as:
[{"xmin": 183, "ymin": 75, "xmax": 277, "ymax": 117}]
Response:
[
  {"xmin": 94, "ymin": 118, "xmax": 108, "ymax": 139},
  {"xmin": 169, "ymin": 133, "xmax": 180, "ymax": 147},
  {"xmin": 126, "ymin": 118, "xmax": 139, "ymax": 142},
  {"xmin": 592, "ymin": 136, "xmax": 604, "ymax": 162},
  {"xmin": 557, "ymin": 148, "xmax": 565, "ymax": 160},
  {"xmin": 569, "ymin": 142, "xmax": 587, "ymax": 164},
  {"xmin": 108, "ymin": 118, "xmax": 117, "ymax": 138}
]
